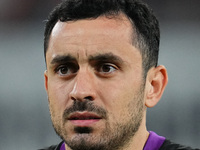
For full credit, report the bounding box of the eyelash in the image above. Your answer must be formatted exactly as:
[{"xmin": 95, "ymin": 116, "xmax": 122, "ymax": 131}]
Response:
[
  {"xmin": 53, "ymin": 62, "xmax": 119, "ymax": 77},
  {"xmin": 54, "ymin": 63, "xmax": 79, "ymax": 76},
  {"xmin": 96, "ymin": 63, "xmax": 118, "ymax": 74}
]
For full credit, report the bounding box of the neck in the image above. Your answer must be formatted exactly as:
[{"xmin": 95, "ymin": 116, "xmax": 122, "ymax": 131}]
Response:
[
  {"xmin": 122, "ymin": 105, "xmax": 149, "ymax": 150},
  {"xmin": 122, "ymin": 122, "xmax": 149, "ymax": 150}
]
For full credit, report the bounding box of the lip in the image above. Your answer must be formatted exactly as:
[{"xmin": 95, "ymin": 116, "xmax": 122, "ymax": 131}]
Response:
[{"xmin": 68, "ymin": 111, "xmax": 102, "ymax": 127}]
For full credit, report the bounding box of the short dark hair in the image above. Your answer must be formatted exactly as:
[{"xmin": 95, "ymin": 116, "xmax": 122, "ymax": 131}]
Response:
[{"xmin": 44, "ymin": 0, "xmax": 160, "ymax": 76}]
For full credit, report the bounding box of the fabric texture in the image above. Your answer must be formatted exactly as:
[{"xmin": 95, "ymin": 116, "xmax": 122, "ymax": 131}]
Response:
[
  {"xmin": 38, "ymin": 141, "xmax": 63, "ymax": 150},
  {"xmin": 39, "ymin": 133, "xmax": 200, "ymax": 150},
  {"xmin": 160, "ymin": 139, "xmax": 200, "ymax": 150},
  {"xmin": 143, "ymin": 131, "xmax": 165, "ymax": 150},
  {"xmin": 60, "ymin": 142, "xmax": 65, "ymax": 150}
]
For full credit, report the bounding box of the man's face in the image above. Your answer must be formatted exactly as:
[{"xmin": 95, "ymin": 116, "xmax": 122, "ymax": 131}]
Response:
[{"xmin": 45, "ymin": 15, "xmax": 146, "ymax": 150}]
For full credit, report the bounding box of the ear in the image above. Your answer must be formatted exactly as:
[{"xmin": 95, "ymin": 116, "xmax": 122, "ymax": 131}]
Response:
[
  {"xmin": 145, "ymin": 65, "xmax": 168, "ymax": 108},
  {"xmin": 44, "ymin": 70, "xmax": 48, "ymax": 92}
]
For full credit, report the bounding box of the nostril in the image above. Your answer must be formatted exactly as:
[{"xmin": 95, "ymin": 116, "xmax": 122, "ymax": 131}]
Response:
[
  {"xmin": 71, "ymin": 97, "xmax": 77, "ymax": 101},
  {"xmin": 70, "ymin": 96, "xmax": 94, "ymax": 101},
  {"xmin": 84, "ymin": 96, "xmax": 94, "ymax": 101}
]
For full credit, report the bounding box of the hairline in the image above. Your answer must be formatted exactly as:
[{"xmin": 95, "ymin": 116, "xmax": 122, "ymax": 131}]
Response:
[{"xmin": 45, "ymin": 12, "xmax": 149, "ymax": 78}]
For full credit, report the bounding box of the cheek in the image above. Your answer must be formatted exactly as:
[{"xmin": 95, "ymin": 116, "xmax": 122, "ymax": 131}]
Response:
[
  {"xmin": 98, "ymin": 73, "xmax": 144, "ymax": 120},
  {"xmin": 49, "ymin": 101, "xmax": 64, "ymax": 132},
  {"xmin": 48, "ymin": 84, "xmax": 68, "ymax": 129},
  {"xmin": 100, "ymin": 82, "xmax": 138, "ymax": 114},
  {"xmin": 47, "ymin": 80, "xmax": 72, "ymax": 116}
]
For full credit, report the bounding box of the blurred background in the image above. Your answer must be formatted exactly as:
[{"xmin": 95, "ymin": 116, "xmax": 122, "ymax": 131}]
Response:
[{"xmin": 0, "ymin": 0, "xmax": 199, "ymax": 149}]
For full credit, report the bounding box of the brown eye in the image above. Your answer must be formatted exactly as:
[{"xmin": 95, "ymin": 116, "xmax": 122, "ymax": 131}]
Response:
[
  {"xmin": 59, "ymin": 66, "xmax": 69, "ymax": 75},
  {"xmin": 55, "ymin": 63, "xmax": 79, "ymax": 76},
  {"xmin": 99, "ymin": 64, "xmax": 117, "ymax": 73}
]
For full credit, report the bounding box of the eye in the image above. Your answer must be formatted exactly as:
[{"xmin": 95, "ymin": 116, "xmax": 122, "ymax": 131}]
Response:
[
  {"xmin": 55, "ymin": 63, "xmax": 79, "ymax": 76},
  {"xmin": 98, "ymin": 63, "xmax": 117, "ymax": 74},
  {"xmin": 58, "ymin": 66, "xmax": 69, "ymax": 75}
]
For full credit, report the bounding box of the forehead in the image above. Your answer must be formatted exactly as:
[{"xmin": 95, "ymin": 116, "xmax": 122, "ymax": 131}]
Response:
[
  {"xmin": 46, "ymin": 14, "xmax": 140, "ymax": 63},
  {"xmin": 51, "ymin": 14, "xmax": 133, "ymax": 44}
]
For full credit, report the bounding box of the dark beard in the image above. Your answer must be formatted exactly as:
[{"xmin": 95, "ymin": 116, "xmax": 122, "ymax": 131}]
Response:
[
  {"xmin": 51, "ymin": 85, "xmax": 144, "ymax": 150},
  {"xmin": 65, "ymin": 117, "xmax": 143, "ymax": 150}
]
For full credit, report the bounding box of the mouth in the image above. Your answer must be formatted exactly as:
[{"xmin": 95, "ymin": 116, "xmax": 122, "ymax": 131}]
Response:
[{"xmin": 68, "ymin": 112, "xmax": 102, "ymax": 126}]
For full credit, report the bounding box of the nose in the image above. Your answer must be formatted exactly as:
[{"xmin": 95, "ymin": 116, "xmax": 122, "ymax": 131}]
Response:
[{"xmin": 69, "ymin": 69, "xmax": 97, "ymax": 102}]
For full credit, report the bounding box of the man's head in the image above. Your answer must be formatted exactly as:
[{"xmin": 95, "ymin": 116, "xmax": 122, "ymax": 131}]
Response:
[
  {"xmin": 44, "ymin": 0, "xmax": 168, "ymax": 150},
  {"xmin": 44, "ymin": 0, "xmax": 160, "ymax": 77}
]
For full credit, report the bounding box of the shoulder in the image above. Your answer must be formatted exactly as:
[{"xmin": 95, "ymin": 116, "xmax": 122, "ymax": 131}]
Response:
[
  {"xmin": 160, "ymin": 139, "xmax": 200, "ymax": 150},
  {"xmin": 38, "ymin": 141, "xmax": 63, "ymax": 150}
]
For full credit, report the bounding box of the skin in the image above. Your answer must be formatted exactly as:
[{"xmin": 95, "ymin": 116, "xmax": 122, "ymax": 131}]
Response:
[{"xmin": 44, "ymin": 14, "xmax": 168, "ymax": 150}]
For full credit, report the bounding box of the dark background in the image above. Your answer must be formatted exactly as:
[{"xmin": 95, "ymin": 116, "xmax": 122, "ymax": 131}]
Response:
[{"xmin": 0, "ymin": 0, "xmax": 199, "ymax": 149}]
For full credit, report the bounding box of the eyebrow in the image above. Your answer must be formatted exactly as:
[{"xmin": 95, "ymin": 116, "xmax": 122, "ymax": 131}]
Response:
[
  {"xmin": 89, "ymin": 53, "xmax": 124, "ymax": 64},
  {"xmin": 50, "ymin": 55, "xmax": 76, "ymax": 65},
  {"xmin": 50, "ymin": 53, "xmax": 124, "ymax": 66}
]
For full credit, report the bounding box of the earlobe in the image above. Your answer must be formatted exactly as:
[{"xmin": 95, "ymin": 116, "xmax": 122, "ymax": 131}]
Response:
[
  {"xmin": 44, "ymin": 70, "xmax": 48, "ymax": 92},
  {"xmin": 145, "ymin": 65, "xmax": 168, "ymax": 108}
]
